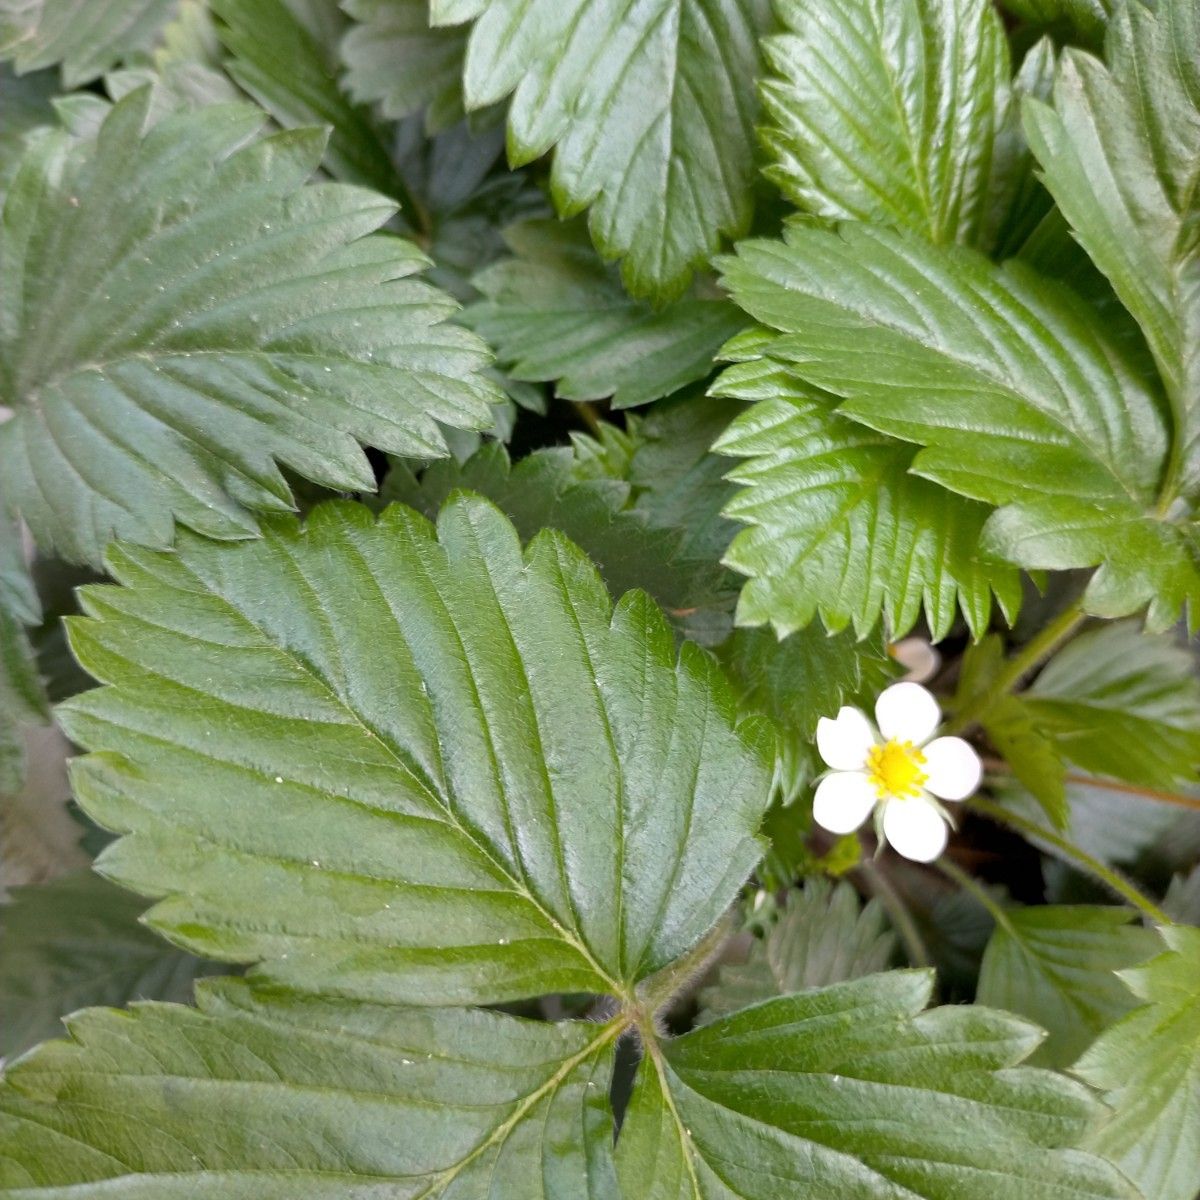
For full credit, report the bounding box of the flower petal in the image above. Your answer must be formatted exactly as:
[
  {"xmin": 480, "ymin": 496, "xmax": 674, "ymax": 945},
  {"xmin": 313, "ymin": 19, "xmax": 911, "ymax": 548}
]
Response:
[
  {"xmin": 875, "ymin": 681, "xmax": 941, "ymax": 745},
  {"xmin": 816, "ymin": 706, "xmax": 875, "ymax": 770},
  {"xmin": 882, "ymin": 797, "xmax": 948, "ymax": 863},
  {"xmin": 922, "ymin": 736, "xmax": 982, "ymax": 801},
  {"xmin": 812, "ymin": 772, "xmax": 878, "ymax": 835}
]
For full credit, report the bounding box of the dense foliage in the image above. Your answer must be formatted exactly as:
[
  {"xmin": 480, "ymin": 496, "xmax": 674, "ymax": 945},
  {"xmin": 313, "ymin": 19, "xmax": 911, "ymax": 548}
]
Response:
[{"xmin": 1, "ymin": 0, "xmax": 1199, "ymax": 1196}]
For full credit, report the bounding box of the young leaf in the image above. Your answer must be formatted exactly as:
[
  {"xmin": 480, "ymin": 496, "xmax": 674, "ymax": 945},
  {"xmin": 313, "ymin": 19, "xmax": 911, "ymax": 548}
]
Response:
[
  {"xmin": 977, "ymin": 905, "xmax": 1160, "ymax": 1068},
  {"xmin": 0, "ymin": 976, "xmax": 622, "ymax": 1195},
  {"xmin": 719, "ymin": 224, "xmax": 1197, "ymax": 630},
  {"xmin": 760, "ymin": 0, "xmax": 1010, "ymax": 246},
  {"xmin": 0, "ymin": 868, "xmax": 221, "ymax": 1059},
  {"xmin": 697, "ymin": 878, "xmax": 896, "ymax": 1023},
  {"xmin": 431, "ymin": 0, "xmax": 771, "ymax": 301},
  {"xmin": 58, "ymin": 496, "xmax": 774, "ymax": 1006},
  {"xmin": 617, "ymin": 971, "xmax": 1137, "ymax": 1200},
  {"xmin": 210, "ymin": 0, "xmax": 403, "ymax": 195},
  {"xmin": 466, "ymin": 219, "xmax": 745, "ymax": 409},
  {"xmin": 1024, "ymin": 0, "xmax": 1200, "ymax": 495},
  {"xmin": 340, "ymin": 0, "xmax": 469, "ymax": 131},
  {"xmin": 1075, "ymin": 925, "xmax": 1200, "ymax": 1200},
  {"xmin": 0, "ymin": 88, "xmax": 499, "ymax": 567},
  {"xmin": 0, "ymin": 0, "xmax": 175, "ymax": 85},
  {"xmin": 1022, "ymin": 621, "xmax": 1200, "ymax": 791},
  {"xmin": 713, "ymin": 345, "xmax": 1021, "ymax": 638}
]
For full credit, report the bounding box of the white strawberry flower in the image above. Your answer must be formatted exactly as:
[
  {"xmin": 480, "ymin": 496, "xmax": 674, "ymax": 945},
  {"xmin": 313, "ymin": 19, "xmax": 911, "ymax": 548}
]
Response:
[{"xmin": 813, "ymin": 682, "xmax": 981, "ymax": 863}]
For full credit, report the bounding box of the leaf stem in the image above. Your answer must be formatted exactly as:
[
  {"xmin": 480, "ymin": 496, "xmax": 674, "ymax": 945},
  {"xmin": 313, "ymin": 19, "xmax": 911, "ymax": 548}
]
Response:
[
  {"xmin": 967, "ymin": 794, "xmax": 1172, "ymax": 926},
  {"xmin": 983, "ymin": 757, "xmax": 1200, "ymax": 812},
  {"xmin": 946, "ymin": 600, "xmax": 1087, "ymax": 734}
]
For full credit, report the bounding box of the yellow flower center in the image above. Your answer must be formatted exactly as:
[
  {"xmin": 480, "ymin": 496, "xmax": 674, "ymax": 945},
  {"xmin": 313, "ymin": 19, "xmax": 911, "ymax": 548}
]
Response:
[{"xmin": 867, "ymin": 739, "xmax": 927, "ymax": 799}]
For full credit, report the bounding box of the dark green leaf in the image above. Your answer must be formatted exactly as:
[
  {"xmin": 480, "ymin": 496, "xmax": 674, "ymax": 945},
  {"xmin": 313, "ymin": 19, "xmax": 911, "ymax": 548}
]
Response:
[
  {"xmin": 0, "ymin": 976, "xmax": 621, "ymax": 1196},
  {"xmin": 1076, "ymin": 925, "xmax": 1200, "ymax": 1200},
  {"xmin": 0, "ymin": 89, "xmax": 499, "ymax": 567},
  {"xmin": 431, "ymin": 0, "xmax": 771, "ymax": 301},
  {"xmin": 0, "ymin": 868, "xmax": 221, "ymax": 1059},
  {"xmin": 697, "ymin": 879, "xmax": 895, "ymax": 1023},
  {"xmin": 713, "ymin": 342, "xmax": 1021, "ymax": 638},
  {"xmin": 617, "ymin": 971, "xmax": 1137, "ymax": 1200},
  {"xmin": 58, "ymin": 496, "xmax": 773, "ymax": 1005},
  {"xmin": 761, "ymin": 0, "xmax": 1009, "ymax": 245},
  {"xmin": 466, "ymin": 219, "xmax": 745, "ymax": 409},
  {"xmin": 977, "ymin": 904, "xmax": 1159, "ymax": 1068}
]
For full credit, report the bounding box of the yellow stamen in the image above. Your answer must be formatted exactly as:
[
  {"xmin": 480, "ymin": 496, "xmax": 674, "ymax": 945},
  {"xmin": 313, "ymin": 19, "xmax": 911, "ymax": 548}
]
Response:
[{"xmin": 867, "ymin": 739, "xmax": 927, "ymax": 799}]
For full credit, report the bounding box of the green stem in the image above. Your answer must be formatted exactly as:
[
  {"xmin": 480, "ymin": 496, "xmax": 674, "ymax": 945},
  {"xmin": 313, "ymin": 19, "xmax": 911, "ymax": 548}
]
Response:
[
  {"xmin": 571, "ymin": 400, "xmax": 604, "ymax": 437},
  {"xmin": 946, "ymin": 600, "xmax": 1087, "ymax": 734},
  {"xmin": 968, "ymin": 795, "xmax": 1172, "ymax": 926},
  {"xmin": 936, "ymin": 857, "xmax": 1016, "ymax": 936},
  {"xmin": 855, "ymin": 859, "xmax": 930, "ymax": 967}
]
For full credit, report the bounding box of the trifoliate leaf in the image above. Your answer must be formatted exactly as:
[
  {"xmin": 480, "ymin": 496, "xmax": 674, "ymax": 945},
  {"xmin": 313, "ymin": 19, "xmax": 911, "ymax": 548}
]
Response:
[
  {"xmin": 1024, "ymin": 621, "xmax": 1200, "ymax": 792},
  {"xmin": 1075, "ymin": 925, "xmax": 1200, "ymax": 1200},
  {"xmin": 720, "ymin": 224, "xmax": 1198, "ymax": 630},
  {"xmin": 977, "ymin": 905, "xmax": 1160, "ymax": 1068},
  {"xmin": 0, "ymin": 868, "xmax": 221, "ymax": 1059},
  {"xmin": 617, "ymin": 971, "xmax": 1137, "ymax": 1200},
  {"xmin": 697, "ymin": 879, "xmax": 895, "ymax": 1024},
  {"xmin": 713, "ymin": 346, "xmax": 1022, "ymax": 639},
  {"xmin": 466, "ymin": 219, "xmax": 745, "ymax": 409},
  {"xmin": 0, "ymin": 0, "xmax": 176, "ymax": 85},
  {"xmin": 432, "ymin": 0, "xmax": 771, "ymax": 301},
  {"xmin": 1025, "ymin": 0, "xmax": 1200, "ymax": 495},
  {"xmin": 211, "ymin": 0, "xmax": 403, "ymax": 195},
  {"xmin": 0, "ymin": 976, "xmax": 621, "ymax": 1195},
  {"xmin": 58, "ymin": 496, "xmax": 774, "ymax": 1006},
  {"xmin": 0, "ymin": 88, "xmax": 500, "ymax": 567},
  {"xmin": 760, "ymin": 0, "xmax": 1009, "ymax": 246},
  {"xmin": 340, "ymin": 0, "xmax": 469, "ymax": 131}
]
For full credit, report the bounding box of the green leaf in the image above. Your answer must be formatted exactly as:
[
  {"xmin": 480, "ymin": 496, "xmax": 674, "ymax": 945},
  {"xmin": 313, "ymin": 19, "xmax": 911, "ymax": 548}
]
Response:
[
  {"xmin": 1024, "ymin": 0, "xmax": 1200, "ymax": 497},
  {"xmin": 1076, "ymin": 925, "xmax": 1200, "ymax": 1200},
  {"xmin": 720, "ymin": 224, "xmax": 1199, "ymax": 630},
  {"xmin": 712, "ymin": 342, "xmax": 1022, "ymax": 639},
  {"xmin": 617, "ymin": 971, "xmax": 1137, "ymax": 1200},
  {"xmin": 0, "ymin": 88, "xmax": 500, "ymax": 568},
  {"xmin": 0, "ymin": 868, "xmax": 221, "ymax": 1059},
  {"xmin": 697, "ymin": 879, "xmax": 895, "ymax": 1024},
  {"xmin": 0, "ymin": 65, "xmax": 55, "ymax": 201},
  {"xmin": 0, "ymin": 0, "xmax": 177, "ymax": 85},
  {"xmin": 1024, "ymin": 621, "xmax": 1200, "ymax": 791},
  {"xmin": 0, "ymin": 517, "xmax": 46, "ymax": 795},
  {"xmin": 760, "ymin": 0, "xmax": 1010, "ymax": 246},
  {"xmin": 58, "ymin": 496, "xmax": 774, "ymax": 1005},
  {"xmin": 1163, "ymin": 863, "xmax": 1200, "ymax": 923},
  {"xmin": 466, "ymin": 219, "xmax": 745, "ymax": 409},
  {"xmin": 977, "ymin": 905, "xmax": 1160, "ymax": 1068},
  {"xmin": 433, "ymin": 0, "xmax": 771, "ymax": 301},
  {"xmin": 0, "ymin": 976, "xmax": 621, "ymax": 1196},
  {"xmin": 211, "ymin": 0, "xmax": 403, "ymax": 195}
]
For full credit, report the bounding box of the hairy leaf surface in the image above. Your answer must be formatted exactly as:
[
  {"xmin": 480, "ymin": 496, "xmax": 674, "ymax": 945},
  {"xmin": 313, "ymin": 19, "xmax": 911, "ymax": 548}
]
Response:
[{"xmin": 0, "ymin": 89, "xmax": 499, "ymax": 566}]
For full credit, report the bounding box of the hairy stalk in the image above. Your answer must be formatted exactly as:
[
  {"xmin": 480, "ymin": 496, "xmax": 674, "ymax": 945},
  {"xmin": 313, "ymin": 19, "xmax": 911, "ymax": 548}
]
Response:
[
  {"xmin": 936, "ymin": 856, "xmax": 1016, "ymax": 936},
  {"xmin": 983, "ymin": 757, "xmax": 1200, "ymax": 812},
  {"xmin": 855, "ymin": 858, "xmax": 931, "ymax": 967},
  {"xmin": 968, "ymin": 794, "xmax": 1172, "ymax": 926}
]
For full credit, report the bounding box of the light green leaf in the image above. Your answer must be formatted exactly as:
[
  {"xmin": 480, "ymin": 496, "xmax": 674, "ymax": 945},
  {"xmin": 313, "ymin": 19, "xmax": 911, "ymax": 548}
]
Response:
[
  {"xmin": 0, "ymin": 88, "xmax": 500, "ymax": 568},
  {"xmin": 617, "ymin": 971, "xmax": 1137, "ymax": 1200},
  {"xmin": 432, "ymin": 0, "xmax": 770, "ymax": 301},
  {"xmin": 58, "ymin": 496, "xmax": 774, "ymax": 1006},
  {"xmin": 719, "ymin": 224, "xmax": 1198, "ymax": 630},
  {"xmin": 760, "ymin": 0, "xmax": 1009, "ymax": 246},
  {"xmin": 211, "ymin": 0, "xmax": 403, "ymax": 195},
  {"xmin": 697, "ymin": 879, "xmax": 895, "ymax": 1024},
  {"xmin": 340, "ymin": 0, "xmax": 469, "ymax": 131},
  {"xmin": 1076, "ymin": 925, "xmax": 1200, "ymax": 1200},
  {"xmin": 0, "ymin": 0, "xmax": 176, "ymax": 86},
  {"xmin": 977, "ymin": 905, "xmax": 1160, "ymax": 1068},
  {"xmin": 0, "ymin": 868, "xmax": 221, "ymax": 1059},
  {"xmin": 466, "ymin": 220, "xmax": 745, "ymax": 409},
  {"xmin": 712, "ymin": 342, "xmax": 1021, "ymax": 639},
  {"xmin": 1025, "ymin": 0, "xmax": 1200, "ymax": 496},
  {"xmin": 1024, "ymin": 621, "xmax": 1200, "ymax": 792},
  {"xmin": 0, "ymin": 976, "xmax": 621, "ymax": 1196}
]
